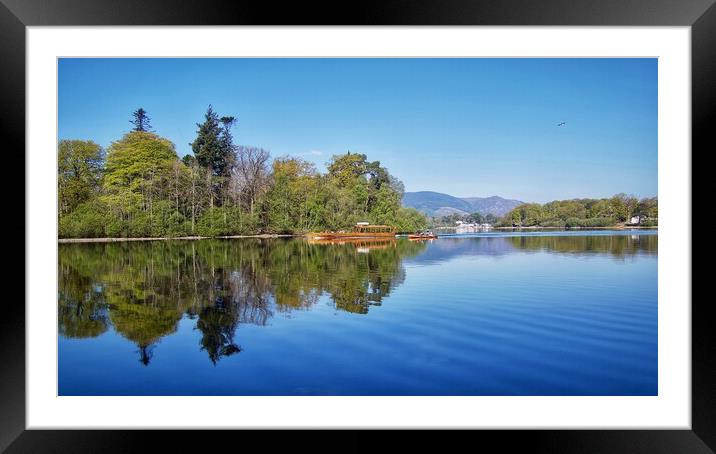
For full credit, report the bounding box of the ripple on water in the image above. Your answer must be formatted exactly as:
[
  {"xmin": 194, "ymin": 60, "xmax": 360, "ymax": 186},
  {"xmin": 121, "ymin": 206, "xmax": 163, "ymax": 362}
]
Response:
[{"xmin": 58, "ymin": 234, "xmax": 658, "ymax": 395}]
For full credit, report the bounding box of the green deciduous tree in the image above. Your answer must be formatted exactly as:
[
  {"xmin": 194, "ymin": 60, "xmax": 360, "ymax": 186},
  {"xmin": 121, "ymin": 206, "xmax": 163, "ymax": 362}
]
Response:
[
  {"xmin": 102, "ymin": 131, "xmax": 178, "ymax": 235},
  {"xmin": 321, "ymin": 152, "xmax": 411, "ymax": 230},
  {"xmin": 58, "ymin": 139, "xmax": 104, "ymax": 217},
  {"xmin": 327, "ymin": 152, "xmax": 370, "ymax": 188},
  {"xmin": 637, "ymin": 197, "xmax": 658, "ymax": 219},
  {"xmin": 104, "ymin": 131, "xmax": 177, "ymax": 190},
  {"xmin": 265, "ymin": 157, "xmax": 322, "ymax": 233},
  {"xmin": 502, "ymin": 194, "xmax": 657, "ymax": 228}
]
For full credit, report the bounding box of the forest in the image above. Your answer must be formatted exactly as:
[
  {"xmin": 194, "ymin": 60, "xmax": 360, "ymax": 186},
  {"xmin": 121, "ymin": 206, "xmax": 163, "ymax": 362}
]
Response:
[
  {"xmin": 500, "ymin": 194, "xmax": 658, "ymax": 228},
  {"xmin": 58, "ymin": 107, "xmax": 429, "ymax": 238}
]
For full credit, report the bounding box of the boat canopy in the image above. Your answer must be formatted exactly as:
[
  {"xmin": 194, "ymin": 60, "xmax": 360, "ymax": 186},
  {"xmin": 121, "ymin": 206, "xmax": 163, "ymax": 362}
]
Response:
[{"xmin": 354, "ymin": 224, "xmax": 396, "ymax": 233}]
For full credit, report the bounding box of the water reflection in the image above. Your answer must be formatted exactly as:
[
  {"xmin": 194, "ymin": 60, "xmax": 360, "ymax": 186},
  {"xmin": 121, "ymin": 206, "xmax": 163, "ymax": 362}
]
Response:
[
  {"xmin": 58, "ymin": 263, "xmax": 110, "ymax": 339},
  {"xmin": 410, "ymin": 232, "xmax": 657, "ymax": 264},
  {"xmin": 58, "ymin": 233, "xmax": 656, "ymax": 366},
  {"xmin": 507, "ymin": 233, "xmax": 657, "ymax": 257},
  {"xmin": 58, "ymin": 238, "xmax": 427, "ymax": 364}
]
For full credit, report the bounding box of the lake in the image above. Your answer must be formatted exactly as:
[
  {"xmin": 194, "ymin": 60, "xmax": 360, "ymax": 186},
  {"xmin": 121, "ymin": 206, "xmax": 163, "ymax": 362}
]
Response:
[{"xmin": 58, "ymin": 230, "xmax": 657, "ymax": 396}]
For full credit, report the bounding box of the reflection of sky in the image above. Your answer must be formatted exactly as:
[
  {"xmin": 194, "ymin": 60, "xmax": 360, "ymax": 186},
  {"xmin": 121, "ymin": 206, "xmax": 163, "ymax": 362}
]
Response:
[{"xmin": 59, "ymin": 233, "xmax": 657, "ymax": 396}]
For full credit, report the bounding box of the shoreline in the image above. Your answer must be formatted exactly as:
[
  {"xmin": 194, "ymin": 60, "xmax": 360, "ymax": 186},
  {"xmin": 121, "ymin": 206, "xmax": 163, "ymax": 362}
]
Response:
[
  {"xmin": 58, "ymin": 233, "xmax": 298, "ymax": 243},
  {"xmin": 58, "ymin": 226, "xmax": 657, "ymax": 243},
  {"xmin": 491, "ymin": 225, "xmax": 657, "ymax": 230},
  {"xmin": 434, "ymin": 225, "xmax": 657, "ymax": 232}
]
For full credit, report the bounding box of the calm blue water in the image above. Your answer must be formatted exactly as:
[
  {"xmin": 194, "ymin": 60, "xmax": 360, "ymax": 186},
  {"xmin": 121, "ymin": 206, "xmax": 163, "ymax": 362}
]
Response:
[{"xmin": 58, "ymin": 230, "xmax": 657, "ymax": 395}]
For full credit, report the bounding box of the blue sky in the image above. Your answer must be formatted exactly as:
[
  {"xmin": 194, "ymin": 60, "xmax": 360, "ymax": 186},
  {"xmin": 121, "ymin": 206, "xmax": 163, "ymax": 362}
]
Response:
[{"xmin": 58, "ymin": 58, "xmax": 657, "ymax": 203}]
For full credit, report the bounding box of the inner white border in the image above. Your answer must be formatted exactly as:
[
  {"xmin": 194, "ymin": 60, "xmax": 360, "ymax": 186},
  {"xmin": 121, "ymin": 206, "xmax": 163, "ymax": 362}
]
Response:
[{"xmin": 27, "ymin": 26, "xmax": 691, "ymax": 429}]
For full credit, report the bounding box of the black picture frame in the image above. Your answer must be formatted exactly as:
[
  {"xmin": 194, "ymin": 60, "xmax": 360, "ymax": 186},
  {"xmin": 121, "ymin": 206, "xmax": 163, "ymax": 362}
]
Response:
[{"xmin": 3, "ymin": 0, "xmax": 710, "ymax": 452}]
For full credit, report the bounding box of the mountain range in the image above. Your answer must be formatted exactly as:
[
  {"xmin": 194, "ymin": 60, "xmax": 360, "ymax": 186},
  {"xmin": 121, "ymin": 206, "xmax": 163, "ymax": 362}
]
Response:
[{"xmin": 402, "ymin": 191, "xmax": 524, "ymax": 217}]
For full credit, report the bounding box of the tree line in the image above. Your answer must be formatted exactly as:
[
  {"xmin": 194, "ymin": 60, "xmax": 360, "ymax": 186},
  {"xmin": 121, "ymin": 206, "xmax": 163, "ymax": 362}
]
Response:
[
  {"xmin": 58, "ymin": 107, "xmax": 429, "ymax": 238},
  {"xmin": 430, "ymin": 194, "xmax": 657, "ymax": 228},
  {"xmin": 502, "ymin": 194, "xmax": 658, "ymax": 228}
]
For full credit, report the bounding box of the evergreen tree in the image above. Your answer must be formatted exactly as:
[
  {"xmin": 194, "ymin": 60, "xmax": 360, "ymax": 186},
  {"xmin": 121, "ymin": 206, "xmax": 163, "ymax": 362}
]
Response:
[
  {"xmin": 191, "ymin": 106, "xmax": 229, "ymax": 177},
  {"xmin": 181, "ymin": 154, "xmax": 197, "ymax": 167},
  {"xmin": 191, "ymin": 107, "xmax": 238, "ymax": 207},
  {"xmin": 219, "ymin": 116, "xmax": 237, "ymax": 156},
  {"xmin": 130, "ymin": 108, "xmax": 152, "ymax": 132},
  {"xmin": 219, "ymin": 116, "xmax": 237, "ymax": 179}
]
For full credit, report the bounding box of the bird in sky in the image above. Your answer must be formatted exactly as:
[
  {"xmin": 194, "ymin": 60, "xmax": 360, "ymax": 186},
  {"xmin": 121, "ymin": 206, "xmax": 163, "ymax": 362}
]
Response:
[{"xmin": 557, "ymin": 122, "xmax": 566, "ymax": 126}]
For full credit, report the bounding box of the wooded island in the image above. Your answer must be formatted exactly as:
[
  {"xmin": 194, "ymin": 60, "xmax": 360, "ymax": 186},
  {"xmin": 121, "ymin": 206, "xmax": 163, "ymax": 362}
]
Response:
[
  {"xmin": 59, "ymin": 108, "xmax": 657, "ymax": 239},
  {"xmin": 59, "ymin": 107, "xmax": 429, "ymax": 238}
]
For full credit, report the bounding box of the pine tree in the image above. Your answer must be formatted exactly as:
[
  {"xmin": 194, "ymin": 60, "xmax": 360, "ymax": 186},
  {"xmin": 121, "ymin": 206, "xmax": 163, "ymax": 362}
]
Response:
[
  {"xmin": 219, "ymin": 116, "xmax": 237, "ymax": 175},
  {"xmin": 191, "ymin": 106, "xmax": 238, "ymax": 206},
  {"xmin": 130, "ymin": 108, "xmax": 152, "ymax": 132},
  {"xmin": 220, "ymin": 116, "xmax": 237, "ymax": 153},
  {"xmin": 191, "ymin": 106, "xmax": 224, "ymax": 175}
]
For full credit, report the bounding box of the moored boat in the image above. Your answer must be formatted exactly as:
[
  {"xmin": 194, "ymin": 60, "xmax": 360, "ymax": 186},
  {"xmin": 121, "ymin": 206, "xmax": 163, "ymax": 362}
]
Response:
[
  {"xmin": 407, "ymin": 231, "xmax": 438, "ymax": 240},
  {"xmin": 307, "ymin": 223, "xmax": 397, "ymax": 240},
  {"xmin": 307, "ymin": 237, "xmax": 397, "ymax": 250}
]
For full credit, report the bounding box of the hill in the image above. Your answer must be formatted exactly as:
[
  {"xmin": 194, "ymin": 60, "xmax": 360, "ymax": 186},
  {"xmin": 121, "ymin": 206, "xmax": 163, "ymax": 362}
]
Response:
[
  {"xmin": 460, "ymin": 196, "xmax": 525, "ymax": 217},
  {"xmin": 402, "ymin": 191, "xmax": 523, "ymax": 217}
]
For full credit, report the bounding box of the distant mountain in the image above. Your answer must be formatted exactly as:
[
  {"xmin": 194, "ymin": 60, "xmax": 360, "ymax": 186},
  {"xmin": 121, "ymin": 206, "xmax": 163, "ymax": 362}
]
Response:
[
  {"xmin": 402, "ymin": 191, "xmax": 524, "ymax": 217},
  {"xmin": 402, "ymin": 192, "xmax": 474, "ymax": 216},
  {"xmin": 460, "ymin": 196, "xmax": 525, "ymax": 217}
]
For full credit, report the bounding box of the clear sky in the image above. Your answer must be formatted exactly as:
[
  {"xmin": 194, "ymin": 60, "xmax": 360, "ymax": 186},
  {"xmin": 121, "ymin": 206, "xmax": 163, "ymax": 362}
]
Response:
[{"xmin": 58, "ymin": 58, "xmax": 657, "ymax": 203}]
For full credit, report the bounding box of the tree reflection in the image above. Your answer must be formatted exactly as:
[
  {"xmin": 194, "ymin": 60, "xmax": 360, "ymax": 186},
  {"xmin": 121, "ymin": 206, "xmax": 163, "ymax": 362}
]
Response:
[
  {"xmin": 58, "ymin": 235, "xmax": 656, "ymax": 365},
  {"xmin": 58, "ymin": 238, "xmax": 426, "ymax": 365},
  {"xmin": 138, "ymin": 345, "xmax": 155, "ymax": 366},
  {"xmin": 58, "ymin": 264, "xmax": 110, "ymax": 339},
  {"xmin": 196, "ymin": 299, "xmax": 241, "ymax": 364},
  {"xmin": 408, "ymin": 234, "xmax": 658, "ymax": 265},
  {"xmin": 507, "ymin": 234, "xmax": 657, "ymax": 258}
]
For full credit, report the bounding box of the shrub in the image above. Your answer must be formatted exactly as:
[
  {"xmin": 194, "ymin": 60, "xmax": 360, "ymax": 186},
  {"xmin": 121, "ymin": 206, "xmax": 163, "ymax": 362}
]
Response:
[
  {"xmin": 564, "ymin": 217, "xmax": 614, "ymax": 228},
  {"xmin": 564, "ymin": 217, "xmax": 581, "ymax": 228},
  {"xmin": 104, "ymin": 217, "xmax": 126, "ymax": 238},
  {"xmin": 147, "ymin": 200, "xmax": 190, "ymax": 237},
  {"xmin": 580, "ymin": 217, "xmax": 614, "ymax": 227},
  {"xmin": 196, "ymin": 206, "xmax": 259, "ymax": 237},
  {"xmin": 59, "ymin": 200, "xmax": 109, "ymax": 238},
  {"xmin": 127, "ymin": 212, "xmax": 151, "ymax": 237}
]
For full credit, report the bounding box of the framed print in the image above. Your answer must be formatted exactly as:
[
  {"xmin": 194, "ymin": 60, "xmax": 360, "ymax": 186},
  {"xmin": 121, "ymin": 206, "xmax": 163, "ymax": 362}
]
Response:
[{"xmin": 4, "ymin": 0, "xmax": 712, "ymax": 452}]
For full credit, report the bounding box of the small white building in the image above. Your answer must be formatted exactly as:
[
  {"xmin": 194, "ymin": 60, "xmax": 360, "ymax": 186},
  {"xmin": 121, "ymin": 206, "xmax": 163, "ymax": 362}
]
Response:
[{"xmin": 629, "ymin": 215, "xmax": 641, "ymax": 225}]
